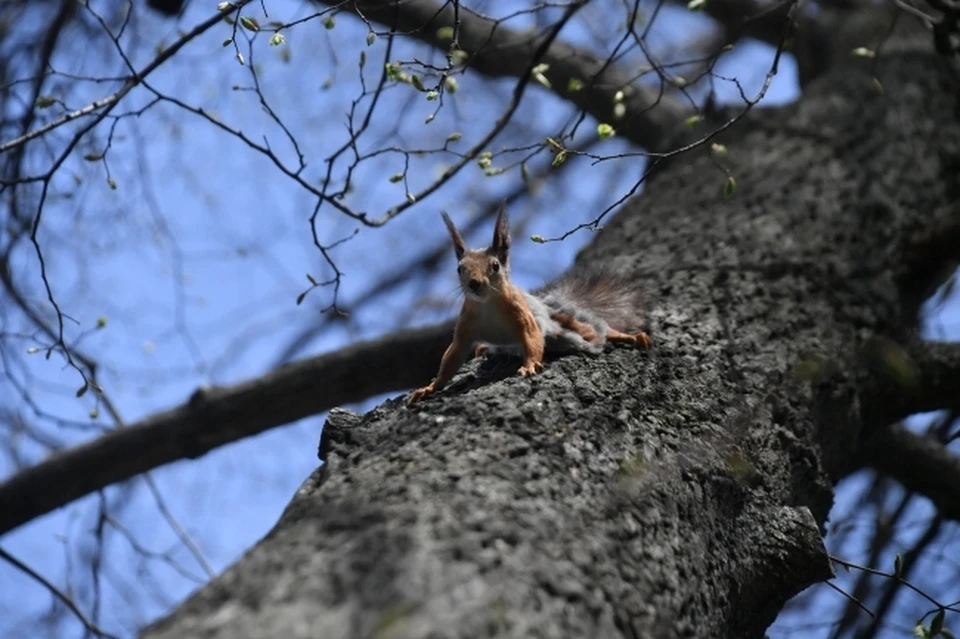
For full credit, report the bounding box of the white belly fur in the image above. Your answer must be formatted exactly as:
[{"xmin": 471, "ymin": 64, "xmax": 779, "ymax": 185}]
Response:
[{"xmin": 471, "ymin": 292, "xmax": 605, "ymax": 356}]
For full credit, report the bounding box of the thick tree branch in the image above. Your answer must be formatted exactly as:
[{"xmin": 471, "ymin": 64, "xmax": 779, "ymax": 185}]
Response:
[
  {"xmin": 0, "ymin": 321, "xmax": 455, "ymax": 536},
  {"xmin": 858, "ymin": 420, "xmax": 960, "ymax": 519},
  {"xmin": 328, "ymin": 0, "xmax": 689, "ymax": 151},
  {"xmin": 861, "ymin": 340, "xmax": 960, "ymax": 426},
  {"xmin": 848, "ymin": 340, "xmax": 960, "ymax": 521},
  {"xmin": 680, "ymin": 0, "xmax": 795, "ymax": 47},
  {"xmin": 898, "ymin": 208, "xmax": 960, "ymax": 324}
]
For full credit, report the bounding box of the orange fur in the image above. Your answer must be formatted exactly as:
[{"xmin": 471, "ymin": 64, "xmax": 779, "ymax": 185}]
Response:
[
  {"xmin": 550, "ymin": 311, "xmax": 600, "ymax": 344},
  {"xmin": 407, "ymin": 306, "xmax": 478, "ymax": 404},
  {"xmin": 606, "ymin": 327, "xmax": 652, "ymax": 349},
  {"xmin": 497, "ymin": 285, "xmax": 544, "ymax": 376}
]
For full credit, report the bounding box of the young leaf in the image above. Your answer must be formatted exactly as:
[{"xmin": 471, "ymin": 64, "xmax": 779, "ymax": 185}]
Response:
[
  {"xmin": 931, "ymin": 609, "xmax": 945, "ymax": 637},
  {"xmin": 723, "ymin": 176, "xmax": 736, "ymax": 199},
  {"xmin": 597, "ymin": 123, "xmax": 616, "ymax": 139},
  {"xmin": 532, "ymin": 63, "xmax": 550, "ymax": 88}
]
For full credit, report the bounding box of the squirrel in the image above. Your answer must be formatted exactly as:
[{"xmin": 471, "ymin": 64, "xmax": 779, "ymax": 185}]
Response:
[{"xmin": 407, "ymin": 207, "xmax": 651, "ymax": 404}]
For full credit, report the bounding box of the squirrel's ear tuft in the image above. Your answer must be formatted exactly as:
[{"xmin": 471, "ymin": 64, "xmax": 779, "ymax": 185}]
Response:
[
  {"xmin": 491, "ymin": 204, "xmax": 510, "ymax": 264},
  {"xmin": 441, "ymin": 211, "xmax": 466, "ymax": 261}
]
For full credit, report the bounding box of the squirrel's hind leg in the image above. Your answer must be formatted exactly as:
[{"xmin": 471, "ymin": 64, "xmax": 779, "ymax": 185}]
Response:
[
  {"xmin": 550, "ymin": 312, "xmax": 602, "ymax": 345},
  {"xmin": 606, "ymin": 327, "xmax": 652, "ymax": 349}
]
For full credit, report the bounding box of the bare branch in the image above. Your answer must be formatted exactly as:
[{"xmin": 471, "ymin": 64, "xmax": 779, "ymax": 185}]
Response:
[
  {"xmin": 830, "ymin": 483, "xmax": 910, "ymax": 637},
  {"xmin": 693, "ymin": 0, "xmax": 796, "ymax": 46},
  {"xmin": 0, "ymin": 547, "xmax": 121, "ymax": 639},
  {"xmin": 0, "ymin": 320, "xmax": 456, "ymax": 536},
  {"xmin": 857, "ymin": 515, "xmax": 948, "ymax": 637},
  {"xmin": 0, "ymin": 0, "xmax": 253, "ymax": 156},
  {"xmin": 829, "ymin": 554, "xmax": 960, "ymax": 615}
]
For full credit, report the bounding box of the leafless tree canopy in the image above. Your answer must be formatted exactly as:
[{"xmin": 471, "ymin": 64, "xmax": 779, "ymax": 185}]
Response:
[{"xmin": 1, "ymin": 0, "xmax": 960, "ymax": 637}]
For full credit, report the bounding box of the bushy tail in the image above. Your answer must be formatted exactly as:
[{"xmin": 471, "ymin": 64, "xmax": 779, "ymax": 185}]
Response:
[{"xmin": 534, "ymin": 267, "xmax": 648, "ymax": 334}]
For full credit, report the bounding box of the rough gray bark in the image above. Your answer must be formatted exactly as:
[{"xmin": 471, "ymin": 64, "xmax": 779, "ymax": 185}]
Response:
[{"xmin": 142, "ymin": 29, "xmax": 960, "ymax": 639}]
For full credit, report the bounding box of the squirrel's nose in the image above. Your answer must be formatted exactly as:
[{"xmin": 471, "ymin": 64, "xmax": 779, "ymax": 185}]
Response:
[{"xmin": 468, "ymin": 279, "xmax": 482, "ymax": 293}]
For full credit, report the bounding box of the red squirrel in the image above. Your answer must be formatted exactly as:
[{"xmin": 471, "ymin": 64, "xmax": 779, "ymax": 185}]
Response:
[{"xmin": 407, "ymin": 207, "xmax": 651, "ymax": 404}]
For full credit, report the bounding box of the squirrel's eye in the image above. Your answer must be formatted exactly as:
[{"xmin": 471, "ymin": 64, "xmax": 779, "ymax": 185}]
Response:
[
  {"xmin": 491, "ymin": 260, "xmax": 500, "ymax": 273},
  {"xmin": 456, "ymin": 265, "xmax": 463, "ymax": 274}
]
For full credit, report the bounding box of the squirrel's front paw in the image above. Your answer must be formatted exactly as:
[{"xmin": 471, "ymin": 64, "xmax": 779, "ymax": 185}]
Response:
[
  {"xmin": 407, "ymin": 383, "xmax": 436, "ymax": 405},
  {"xmin": 474, "ymin": 344, "xmax": 489, "ymax": 359},
  {"xmin": 635, "ymin": 331, "xmax": 652, "ymax": 349},
  {"xmin": 517, "ymin": 361, "xmax": 543, "ymax": 377}
]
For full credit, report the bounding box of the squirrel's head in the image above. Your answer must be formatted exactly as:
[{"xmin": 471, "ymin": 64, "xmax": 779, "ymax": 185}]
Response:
[{"xmin": 441, "ymin": 206, "xmax": 511, "ymax": 302}]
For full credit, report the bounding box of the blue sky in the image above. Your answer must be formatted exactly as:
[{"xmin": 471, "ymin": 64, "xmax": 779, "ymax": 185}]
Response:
[{"xmin": 0, "ymin": 1, "xmax": 957, "ymax": 637}]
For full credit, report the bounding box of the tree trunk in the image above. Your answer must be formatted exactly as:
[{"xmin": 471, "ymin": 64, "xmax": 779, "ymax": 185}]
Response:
[{"xmin": 142, "ymin": 29, "xmax": 960, "ymax": 639}]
